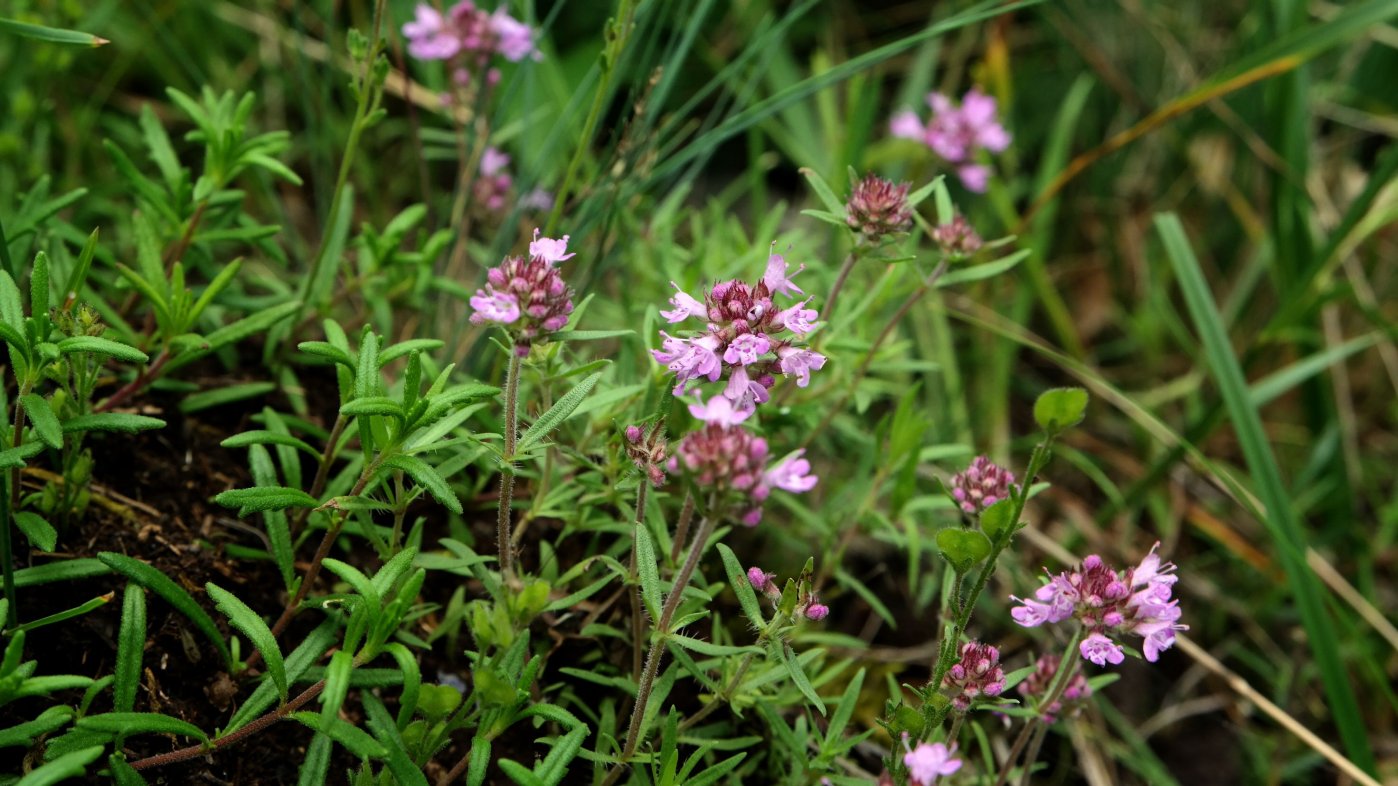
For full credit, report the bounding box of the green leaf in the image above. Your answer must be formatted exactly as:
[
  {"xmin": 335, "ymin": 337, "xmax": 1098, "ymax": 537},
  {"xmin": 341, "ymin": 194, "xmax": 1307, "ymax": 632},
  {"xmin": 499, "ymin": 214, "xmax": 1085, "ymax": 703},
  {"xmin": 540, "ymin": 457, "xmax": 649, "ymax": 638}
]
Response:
[
  {"xmin": 206, "ymin": 583, "xmax": 287, "ymax": 702},
  {"xmin": 669, "ymin": 635, "xmax": 761, "ymax": 657},
  {"xmin": 498, "ymin": 759, "xmax": 545, "ymax": 786},
  {"xmin": 298, "ymin": 341, "xmax": 355, "ymax": 367},
  {"xmin": 0, "ymin": 442, "xmax": 43, "ymax": 469},
  {"xmin": 19, "ymin": 394, "xmax": 62, "ymax": 449},
  {"xmin": 823, "ymin": 667, "xmax": 866, "ymax": 749},
  {"xmin": 0, "ymin": 17, "xmax": 108, "ymax": 47},
  {"xmin": 56, "ymin": 336, "xmax": 148, "ymax": 363},
  {"xmin": 340, "ymin": 396, "xmax": 404, "ymax": 419},
  {"xmin": 0, "ymin": 706, "xmax": 73, "ymax": 748},
  {"xmin": 634, "ymin": 525, "xmax": 663, "ymax": 622},
  {"xmin": 535, "ymin": 724, "xmax": 588, "ymax": 785},
  {"xmin": 717, "ymin": 543, "xmax": 765, "ymax": 629},
  {"xmin": 936, "ymin": 528, "xmax": 992, "ymax": 573},
  {"xmin": 979, "ymin": 498, "xmax": 1016, "ymax": 541},
  {"xmin": 799, "ymin": 167, "xmax": 845, "ymax": 213},
  {"xmin": 318, "ymin": 650, "xmax": 354, "ymax": 730},
  {"xmin": 1032, "ymin": 387, "xmax": 1088, "ymax": 433},
  {"xmin": 13, "ymin": 558, "xmax": 110, "ymax": 587},
  {"xmin": 361, "ymin": 693, "xmax": 429, "ymax": 786},
  {"xmin": 107, "ymin": 754, "xmax": 148, "ymax": 786},
  {"xmin": 62, "ymin": 414, "xmax": 166, "ymax": 434},
  {"xmin": 516, "ymin": 371, "xmax": 602, "ymax": 455},
  {"xmin": 322, "ymin": 559, "xmax": 381, "ymax": 610},
  {"xmin": 97, "ymin": 552, "xmax": 231, "ymax": 667},
  {"xmin": 221, "ymin": 430, "xmax": 321, "ymax": 458},
  {"xmin": 13, "ymin": 512, "xmax": 56, "ymax": 552},
  {"xmin": 180, "ymin": 382, "xmax": 276, "ymax": 414},
  {"xmin": 298, "ymin": 732, "xmax": 333, "ymax": 786},
  {"xmin": 383, "ymin": 454, "xmax": 461, "ymax": 514},
  {"xmin": 378, "ymin": 339, "xmax": 445, "ymax": 366},
  {"xmin": 780, "ymin": 642, "xmax": 825, "ymax": 715},
  {"xmin": 214, "ymin": 486, "xmax": 319, "ymax": 512},
  {"xmin": 935, "ymin": 249, "xmax": 1028, "ymax": 288},
  {"xmin": 78, "ymin": 712, "xmax": 208, "ymax": 742},
  {"xmin": 114, "ymin": 583, "xmax": 145, "ymax": 713},
  {"xmin": 288, "ymin": 712, "xmax": 388, "ymax": 759},
  {"xmin": 14, "ymin": 745, "xmax": 104, "ymax": 786}
]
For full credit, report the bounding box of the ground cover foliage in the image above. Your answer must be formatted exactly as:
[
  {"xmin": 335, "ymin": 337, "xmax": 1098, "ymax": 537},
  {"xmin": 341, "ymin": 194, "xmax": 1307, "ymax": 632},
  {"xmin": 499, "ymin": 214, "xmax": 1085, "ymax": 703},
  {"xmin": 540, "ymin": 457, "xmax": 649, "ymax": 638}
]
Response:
[{"xmin": 0, "ymin": 0, "xmax": 1396, "ymax": 784}]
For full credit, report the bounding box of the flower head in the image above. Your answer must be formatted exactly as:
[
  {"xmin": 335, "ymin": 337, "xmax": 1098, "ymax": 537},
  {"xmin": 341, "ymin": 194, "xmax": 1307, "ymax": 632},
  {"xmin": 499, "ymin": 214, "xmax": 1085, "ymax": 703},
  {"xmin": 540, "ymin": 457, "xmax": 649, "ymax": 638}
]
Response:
[
  {"xmin": 469, "ymin": 229, "xmax": 575, "ymax": 348},
  {"xmin": 846, "ymin": 174, "xmax": 913, "ymax": 240},
  {"xmin": 1012, "ymin": 544, "xmax": 1186, "ymax": 666},
  {"xmin": 931, "ymin": 215, "xmax": 983, "ymax": 258},
  {"xmin": 653, "ymin": 246, "xmax": 823, "ymax": 409},
  {"xmin": 888, "ymin": 87, "xmax": 1010, "ymax": 192},
  {"xmin": 671, "ymin": 409, "xmax": 816, "ymax": 527},
  {"xmin": 942, "ymin": 641, "xmax": 1006, "ymax": 712},
  {"xmin": 403, "ymin": 2, "xmax": 540, "ymax": 67},
  {"xmin": 529, "ymin": 229, "xmax": 574, "ymax": 263},
  {"xmin": 949, "ymin": 455, "xmax": 1014, "ymax": 514},
  {"xmin": 623, "ymin": 422, "xmax": 668, "ymax": 488},
  {"xmin": 903, "ymin": 740, "xmax": 962, "ymax": 785},
  {"xmin": 1018, "ymin": 653, "xmax": 1091, "ymax": 722}
]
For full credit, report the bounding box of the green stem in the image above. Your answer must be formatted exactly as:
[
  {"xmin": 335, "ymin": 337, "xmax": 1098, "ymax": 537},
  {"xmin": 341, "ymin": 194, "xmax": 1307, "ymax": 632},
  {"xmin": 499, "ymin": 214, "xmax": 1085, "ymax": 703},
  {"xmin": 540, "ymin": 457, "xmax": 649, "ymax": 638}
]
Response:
[
  {"xmin": 1, "ymin": 473, "xmax": 15, "ymax": 628},
  {"xmin": 497, "ymin": 350, "xmax": 523, "ymax": 578}
]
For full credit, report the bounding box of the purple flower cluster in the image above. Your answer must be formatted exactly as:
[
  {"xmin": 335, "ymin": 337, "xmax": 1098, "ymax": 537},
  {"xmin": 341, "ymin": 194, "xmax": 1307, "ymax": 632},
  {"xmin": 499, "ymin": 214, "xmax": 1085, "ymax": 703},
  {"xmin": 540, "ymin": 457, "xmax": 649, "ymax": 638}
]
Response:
[
  {"xmin": 669, "ymin": 397, "xmax": 816, "ymax": 526},
  {"xmin": 890, "ymin": 88, "xmax": 1010, "ymax": 192},
  {"xmin": 469, "ymin": 230, "xmax": 575, "ymax": 351},
  {"xmin": 902, "ymin": 738, "xmax": 961, "ymax": 786},
  {"xmin": 474, "ymin": 147, "xmax": 553, "ymax": 214},
  {"xmin": 403, "ymin": 2, "xmax": 538, "ymax": 66},
  {"xmin": 931, "ymin": 215, "xmax": 983, "ymax": 259},
  {"xmin": 942, "ymin": 641, "xmax": 1006, "ymax": 712},
  {"xmin": 949, "ymin": 455, "xmax": 1015, "ymax": 514},
  {"xmin": 654, "ymin": 249, "xmax": 825, "ymax": 412},
  {"xmin": 845, "ymin": 174, "xmax": 913, "ymax": 241},
  {"xmin": 1011, "ymin": 544, "xmax": 1186, "ymax": 666},
  {"xmin": 1017, "ymin": 653, "xmax": 1091, "ymax": 722},
  {"xmin": 746, "ymin": 566, "xmax": 828, "ymax": 621}
]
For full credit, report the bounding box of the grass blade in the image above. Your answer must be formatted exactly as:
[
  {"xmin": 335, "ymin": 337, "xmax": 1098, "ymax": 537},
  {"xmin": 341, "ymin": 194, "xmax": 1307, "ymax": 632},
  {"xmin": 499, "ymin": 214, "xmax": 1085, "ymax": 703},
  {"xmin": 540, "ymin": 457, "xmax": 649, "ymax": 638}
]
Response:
[{"xmin": 1156, "ymin": 213, "xmax": 1375, "ymax": 774}]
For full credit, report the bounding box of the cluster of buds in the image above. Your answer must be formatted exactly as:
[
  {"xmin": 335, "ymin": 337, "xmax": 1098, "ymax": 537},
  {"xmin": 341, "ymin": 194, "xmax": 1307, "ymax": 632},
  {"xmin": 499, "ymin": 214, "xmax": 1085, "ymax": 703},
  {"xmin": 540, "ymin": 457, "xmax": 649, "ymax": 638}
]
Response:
[
  {"xmin": 949, "ymin": 455, "xmax": 1015, "ymax": 514},
  {"xmin": 653, "ymin": 247, "xmax": 825, "ymax": 411},
  {"xmin": 845, "ymin": 173, "xmax": 913, "ymax": 242},
  {"xmin": 469, "ymin": 230, "xmax": 575, "ymax": 352},
  {"xmin": 623, "ymin": 423, "xmax": 668, "ymax": 488},
  {"xmin": 403, "ymin": 1, "xmax": 538, "ymax": 73},
  {"xmin": 669, "ymin": 397, "xmax": 816, "ymax": 526},
  {"xmin": 891, "ymin": 88, "xmax": 1011, "ymax": 192},
  {"xmin": 931, "ymin": 215, "xmax": 983, "ymax": 259},
  {"xmin": 746, "ymin": 566, "xmax": 828, "ymax": 621},
  {"xmin": 901, "ymin": 737, "xmax": 962, "ymax": 786},
  {"xmin": 472, "ymin": 148, "xmax": 553, "ymax": 214},
  {"xmin": 1017, "ymin": 653, "xmax": 1091, "ymax": 722},
  {"xmin": 941, "ymin": 641, "xmax": 1006, "ymax": 711},
  {"xmin": 1012, "ymin": 543, "xmax": 1187, "ymax": 666}
]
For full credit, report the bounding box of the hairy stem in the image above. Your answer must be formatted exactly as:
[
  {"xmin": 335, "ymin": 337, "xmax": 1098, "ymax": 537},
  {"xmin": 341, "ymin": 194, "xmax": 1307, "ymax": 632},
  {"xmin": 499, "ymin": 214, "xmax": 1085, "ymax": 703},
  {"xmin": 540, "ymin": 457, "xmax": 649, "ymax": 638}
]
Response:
[
  {"xmin": 824, "ymin": 251, "xmax": 858, "ymax": 318},
  {"xmin": 667, "ymin": 491, "xmax": 695, "ymax": 564},
  {"xmin": 629, "ymin": 481, "xmax": 650, "ymax": 682},
  {"xmin": 129, "ymin": 676, "xmax": 328, "ymax": 770},
  {"xmin": 290, "ymin": 414, "xmax": 348, "ymax": 537},
  {"xmin": 1, "ymin": 474, "xmax": 15, "ymax": 628},
  {"xmin": 94, "ymin": 348, "xmax": 170, "ymax": 413},
  {"xmin": 605, "ymin": 494, "xmax": 719, "ymax": 786},
  {"xmin": 497, "ymin": 350, "xmax": 522, "ymax": 578}
]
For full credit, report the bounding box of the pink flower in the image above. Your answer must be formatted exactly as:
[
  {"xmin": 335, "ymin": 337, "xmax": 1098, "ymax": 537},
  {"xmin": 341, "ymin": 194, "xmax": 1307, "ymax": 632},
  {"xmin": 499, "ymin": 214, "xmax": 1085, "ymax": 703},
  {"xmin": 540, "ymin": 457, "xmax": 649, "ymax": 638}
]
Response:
[
  {"xmin": 775, "ymin": 300, "xmax": 818, "ymax": 334},
  {"xmin": 489, "ymin": 7, "xmax": 537, "ymax": 61},
  {"xmin": 687, "ymin": 395, "xmax": 751, "ymax": 427},
  {"xmin": 653, "ymin": 333, "xmax": 723, "ymax": 391},
  {"xmin": 529, "ymin": 229, "xmax": 574, "ymax": 263},
  {"xmin": 1012, "ymin": 545, "xmax": 1186, "ymax": 666},
  {"xmin": 762, "ymin": 250, "xmax": 805, "ymax": 296},
  {"xmin": 804, "ymin": 603, "xmax": 829, "ymax": 621},
  {"xmin": 481, "ymin": 146, "xmax": 511, "ymax": 176},
  {"xmin": 1018, "ymin": 653, "xmax": 1091, "ymax": 722},
  {"xmin": 943, "ymin": 641, "xmax": 1006, "ymax": 712},
  {"xmin": 468, "ymin": 290, "xmax": 519, "ymax": 324},
  {"xmin": 845, "ymin": 174, "xmax": 913, "ymax": 240},
  {"xmin": 775, "ymin": 345, "xmax": 826, "ymax": 388},
  {"xmin": 747, "ymin": 567, "xmax": 775, "ymax": 593},
  {"xmin": 723, "ymin": 366, "xmax": 770, "ymax": 413},
  {"xmin": 762, "ymin": 450, "xmax": 817, "ymax": 494},
  {"xmin": 903, "ymin": 741, "xmax": 961, "ymax": 785},
  {"xmin": 660, "ymin": 283, "xmax": 709, "ymax": 323},
  {"xmin": 403, "ymin": 4, "xmax": 461, "ymax": 60},
  {"xmin": 1080, "ymin": 633, "xmax": 1125, "ymax": 667},
  {"xmin": 723, "ymin": 333, "xmax": 771, "ymax": 366},
  {"xmin": 889, "ymin": 110, "xmax": 925, "ymax": 140},
  {"xmin": 949, "ymin": 455, "xmax": 1016, "ymax": 514},
  {"xmin": 889, "ymin": 87, "xmax": 1011, "ymax": 192}
]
